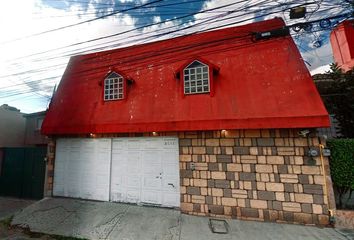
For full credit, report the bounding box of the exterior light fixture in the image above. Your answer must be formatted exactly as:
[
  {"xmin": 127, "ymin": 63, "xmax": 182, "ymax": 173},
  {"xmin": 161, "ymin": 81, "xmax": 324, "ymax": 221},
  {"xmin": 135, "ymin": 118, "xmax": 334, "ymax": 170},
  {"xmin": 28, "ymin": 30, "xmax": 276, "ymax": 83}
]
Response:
[
  {"xmin": 290, "ymin": 7, "xmax": 307, "ymax": 19},
  {"xmin": 152, "ymin": 132, "xmax": 158, "ymax": 136},
  {"xmin": 90, "ymin": 133, "xmax": 95, "ymax": 138}
]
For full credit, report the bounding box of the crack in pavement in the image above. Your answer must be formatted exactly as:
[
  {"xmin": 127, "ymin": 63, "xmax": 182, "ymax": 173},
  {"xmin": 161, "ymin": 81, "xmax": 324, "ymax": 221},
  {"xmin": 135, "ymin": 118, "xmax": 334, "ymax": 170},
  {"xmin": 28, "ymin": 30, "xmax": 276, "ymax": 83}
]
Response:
[{"xmin": 90, "ymin": 205, "xmax": 131, "ymax": 240}]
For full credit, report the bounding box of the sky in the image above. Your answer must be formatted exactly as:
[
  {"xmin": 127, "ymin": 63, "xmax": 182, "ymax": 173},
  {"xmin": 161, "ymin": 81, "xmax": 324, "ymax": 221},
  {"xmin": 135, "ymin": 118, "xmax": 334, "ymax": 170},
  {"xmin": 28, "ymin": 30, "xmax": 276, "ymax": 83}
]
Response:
[{"xmin": 0, "ymin": 0, "xmax": 351, "ymax": 113}]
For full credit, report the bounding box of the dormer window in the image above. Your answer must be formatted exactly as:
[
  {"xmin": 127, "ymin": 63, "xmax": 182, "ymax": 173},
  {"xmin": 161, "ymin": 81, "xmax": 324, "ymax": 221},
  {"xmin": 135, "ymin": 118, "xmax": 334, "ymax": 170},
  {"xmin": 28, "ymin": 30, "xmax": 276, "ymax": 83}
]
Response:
[
  {"xmin": 183, "ymin": 60, "xmax": 210, "ymax": 94},
  {"xmin": 104, "ymin": 72, "xmax": 124, "ymax": 101}
]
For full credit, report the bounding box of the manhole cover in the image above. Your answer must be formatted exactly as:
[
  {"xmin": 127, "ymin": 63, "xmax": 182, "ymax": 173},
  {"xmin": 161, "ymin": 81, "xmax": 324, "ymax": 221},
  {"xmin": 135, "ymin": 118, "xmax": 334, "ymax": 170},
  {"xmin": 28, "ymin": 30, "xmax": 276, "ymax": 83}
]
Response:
[{"xmin": 209, "ymin": 218, "xmax": 229, "ymax": 234}]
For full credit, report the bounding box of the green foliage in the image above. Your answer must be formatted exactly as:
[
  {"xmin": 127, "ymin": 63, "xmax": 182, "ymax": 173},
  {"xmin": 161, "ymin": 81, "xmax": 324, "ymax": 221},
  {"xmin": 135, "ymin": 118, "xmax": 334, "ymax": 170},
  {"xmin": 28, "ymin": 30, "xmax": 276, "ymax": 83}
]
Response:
[
  {"xmin": 0, "ymin": 216, "xmax": 13, "ymax": 228},
  {"xmin": 318, "ymin": 63, "xmax": 354, "ymax": 137},
  {"xmin": 327, "ymin": 139, "xmax": 354, "ymax": 208}
]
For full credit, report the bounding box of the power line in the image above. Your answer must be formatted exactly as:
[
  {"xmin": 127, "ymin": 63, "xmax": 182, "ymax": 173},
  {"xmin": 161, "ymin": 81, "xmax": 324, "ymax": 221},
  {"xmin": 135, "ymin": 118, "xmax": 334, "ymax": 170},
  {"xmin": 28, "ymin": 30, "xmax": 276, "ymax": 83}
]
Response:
[{"xmin": 1, "ymin": 0, "xmax": 165, "ymax": 44}]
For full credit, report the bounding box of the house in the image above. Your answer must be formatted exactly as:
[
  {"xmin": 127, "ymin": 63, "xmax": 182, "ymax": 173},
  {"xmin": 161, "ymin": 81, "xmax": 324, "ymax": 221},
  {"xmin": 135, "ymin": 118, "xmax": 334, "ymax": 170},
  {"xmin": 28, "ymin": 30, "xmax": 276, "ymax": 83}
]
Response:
[
  {"xmin": 330, "ymin": 19, "xmax": 354, "ymax": 72},
  {"xmin": 23, "ymin": 111, "xmax": 48, "ymax": 146},
  {"xmin": 42, "ymin": 18, "xmax": 334, "ymax": 225},
  {"xmin": 0, "ymin": 104, "xmax": 26, "ymax": 148},
  {"xmin": 0, "ymin": 108, "xmax": 47, "ymax": 199}
]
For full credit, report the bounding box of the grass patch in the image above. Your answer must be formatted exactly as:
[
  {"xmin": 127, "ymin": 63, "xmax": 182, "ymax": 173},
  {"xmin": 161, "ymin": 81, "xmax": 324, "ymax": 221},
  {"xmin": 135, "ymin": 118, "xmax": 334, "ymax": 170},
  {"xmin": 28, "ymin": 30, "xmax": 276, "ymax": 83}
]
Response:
[{"xmin": 0, "ymin": 216, "xmax": 13, "ymax": 228}]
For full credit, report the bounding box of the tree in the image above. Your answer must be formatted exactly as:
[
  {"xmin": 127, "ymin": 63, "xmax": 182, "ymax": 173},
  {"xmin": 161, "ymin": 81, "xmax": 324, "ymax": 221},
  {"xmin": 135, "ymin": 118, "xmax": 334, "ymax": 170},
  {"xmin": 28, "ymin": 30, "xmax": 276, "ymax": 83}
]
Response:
[{"xmin": 320, "ymin": 63, "xmax": 354, "ymax": 138}]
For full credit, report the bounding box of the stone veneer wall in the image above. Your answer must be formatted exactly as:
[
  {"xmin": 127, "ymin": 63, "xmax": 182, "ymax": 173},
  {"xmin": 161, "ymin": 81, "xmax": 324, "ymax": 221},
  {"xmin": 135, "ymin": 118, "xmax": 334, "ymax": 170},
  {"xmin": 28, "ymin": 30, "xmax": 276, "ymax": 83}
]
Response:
[
  {"xmin": 178, "ymin": 129, "xmax": 334, "ymax": 225},
  {"xmin": 44, "ymin": 129, "xmax": 335, "ymax": 225}
]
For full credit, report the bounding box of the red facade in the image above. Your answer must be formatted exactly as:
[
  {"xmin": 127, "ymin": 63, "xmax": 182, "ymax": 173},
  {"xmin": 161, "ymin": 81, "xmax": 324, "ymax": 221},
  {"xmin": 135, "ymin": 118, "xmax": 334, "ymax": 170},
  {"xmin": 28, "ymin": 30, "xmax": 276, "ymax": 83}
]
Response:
[
  {"xmin": 330, "ymin": 20, "xmax": 354, "ymax": 72},
  {"xmin": 42, "ymin": 18, "xmax": 329, "ymax": 135}
]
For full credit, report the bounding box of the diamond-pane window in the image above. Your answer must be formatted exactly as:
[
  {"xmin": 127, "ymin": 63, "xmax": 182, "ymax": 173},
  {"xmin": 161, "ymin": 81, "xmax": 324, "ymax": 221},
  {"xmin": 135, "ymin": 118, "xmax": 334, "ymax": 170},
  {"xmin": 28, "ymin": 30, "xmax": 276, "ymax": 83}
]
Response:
[
  {"xmin": 184, "ymin": 61, "xmax": 209, "ymax": 95},
  {"xmin": 104, "ymin": 72, "xmax": 124, "ymax": 101}
]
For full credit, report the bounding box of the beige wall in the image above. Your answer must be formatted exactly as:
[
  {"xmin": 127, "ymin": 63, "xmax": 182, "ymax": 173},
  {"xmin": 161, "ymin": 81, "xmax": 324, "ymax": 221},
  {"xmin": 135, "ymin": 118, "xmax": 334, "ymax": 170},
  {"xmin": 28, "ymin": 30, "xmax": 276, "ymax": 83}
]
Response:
[
  {"xmin": 0, "ymin": 105, "xmax": 25, "ymax": 147},
  {"xmin": 24, "ymin": 112, "xmax": 48, "ymax": 146}
]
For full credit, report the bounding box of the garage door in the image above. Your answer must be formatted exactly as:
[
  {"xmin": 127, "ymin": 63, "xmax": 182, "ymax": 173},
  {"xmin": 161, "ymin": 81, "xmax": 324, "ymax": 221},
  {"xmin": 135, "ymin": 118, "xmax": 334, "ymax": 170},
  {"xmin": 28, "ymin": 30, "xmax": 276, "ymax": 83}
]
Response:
[
  {"xmin": 53, "ymin": 138, "xmax": 111, "ymax": 201},
  {"xmin": 110, "ymin": 137, "xmax": 180, "ymax": 207},
  {"xmin": 53, "ymin": 137, "xmax": 180, "ymax": 207}
]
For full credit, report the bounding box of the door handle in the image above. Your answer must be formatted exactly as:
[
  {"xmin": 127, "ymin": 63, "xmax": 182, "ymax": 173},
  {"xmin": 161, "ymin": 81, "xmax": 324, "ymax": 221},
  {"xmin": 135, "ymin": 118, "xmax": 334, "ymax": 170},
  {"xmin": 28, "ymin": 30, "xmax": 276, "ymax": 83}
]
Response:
[{"xmin": 168, "ymin": 183, "xmax": 175, "ymax": 188}]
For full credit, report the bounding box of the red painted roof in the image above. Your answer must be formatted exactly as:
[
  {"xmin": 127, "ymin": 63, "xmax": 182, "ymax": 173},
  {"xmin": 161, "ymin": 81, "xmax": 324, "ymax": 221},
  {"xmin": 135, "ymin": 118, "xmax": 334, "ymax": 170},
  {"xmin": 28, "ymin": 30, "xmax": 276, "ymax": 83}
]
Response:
[
  {"xmin": 42, "ymin": 18, "xmax": 329, "ymax": 135},
  {"xmin": 330, "ymin": 20, "xmax": 354, "ymax": 72}
]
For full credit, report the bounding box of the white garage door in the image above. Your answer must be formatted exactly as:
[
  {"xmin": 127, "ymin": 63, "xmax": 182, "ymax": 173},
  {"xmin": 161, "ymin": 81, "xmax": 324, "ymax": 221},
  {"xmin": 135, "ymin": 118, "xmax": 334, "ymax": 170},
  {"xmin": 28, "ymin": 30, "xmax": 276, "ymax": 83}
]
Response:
[
  {"xmin": 53, "ymin": 137, "xmax": 180, "ymax": 207},
  {"xmin": 110, "ymin": 137, "xmax": 180, "ymax": 207},
  {"xmin": 53, "ymin": 138, "xmax": 111, "ymax": 201}
]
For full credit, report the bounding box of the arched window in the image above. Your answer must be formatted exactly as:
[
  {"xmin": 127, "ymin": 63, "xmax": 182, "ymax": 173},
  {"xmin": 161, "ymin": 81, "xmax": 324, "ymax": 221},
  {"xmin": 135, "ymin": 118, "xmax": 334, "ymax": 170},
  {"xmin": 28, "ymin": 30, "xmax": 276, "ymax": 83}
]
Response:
[
  {"xmin": 183, "ymin": 60, "xmax": 209, "ymax": 94},
  {"xmin": 104, "ymin": 72, "xmax": 124, "ymax": 101}
]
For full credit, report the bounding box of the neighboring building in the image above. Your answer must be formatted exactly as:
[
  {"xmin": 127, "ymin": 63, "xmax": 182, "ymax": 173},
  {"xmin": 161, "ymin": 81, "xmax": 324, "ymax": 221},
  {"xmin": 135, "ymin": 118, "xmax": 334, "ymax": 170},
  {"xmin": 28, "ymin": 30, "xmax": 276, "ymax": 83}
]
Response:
[
  {"xmin": 0, "ymin": 104, "xmax": 25, "ymax": 147},
  {"xmin": 330, "ymin": 20, "xmax": 354, "ymax": 72},
  {"xmin": 42, "ymin": 18, "xmax": 334, "ymax": 225},
  {"xmin": 24, "ymin": 111, "xmax": 48, "ymax": 146}
]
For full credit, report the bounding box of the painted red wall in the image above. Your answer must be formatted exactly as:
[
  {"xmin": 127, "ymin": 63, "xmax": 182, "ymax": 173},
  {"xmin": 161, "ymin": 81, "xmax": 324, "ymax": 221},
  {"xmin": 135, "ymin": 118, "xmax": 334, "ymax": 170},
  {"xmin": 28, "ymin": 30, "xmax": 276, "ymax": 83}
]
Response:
[
  {"xmin": 42, "ymin": 18, "xmax": 329, "ymax": 135},
  {"xmin": 330, "ymin": 20, "xmax": 354, "ymax": 71}
]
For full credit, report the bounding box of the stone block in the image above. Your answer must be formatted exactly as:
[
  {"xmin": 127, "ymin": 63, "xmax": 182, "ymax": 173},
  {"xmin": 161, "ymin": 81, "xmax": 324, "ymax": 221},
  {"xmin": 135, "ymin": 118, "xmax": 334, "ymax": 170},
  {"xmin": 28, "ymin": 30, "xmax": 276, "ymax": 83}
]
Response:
[
  {"xmin": 312, "ymin": 204, "xmax": 322, "ymax": 214},
  {"xmin": 211, "ymin": 188, "xmax": 223, "ymax": 197},
  {"xmin": 295, "ymin": 193, "xmax": 313, "ymax": 203},
  {"xmin": 227, "ymin": 163, "xmax": 242, "ymax": 172},
  {"xmin": 209, "ymin": 205, "xmax": 224, "ymax": 215},
  {"xmin": 257, "ymin": 182, "xmax": 266, "ymax": 191},
  {"xmin": 301, "ymin": 203, "xmax": 312, "ymax": 213},
  {"xmin": 206, "ymin": 139, "xmax": 219, "ymax": 146},
  {"xmin": 257, "ymin": 138, "xmax": 275, "ymax": 146},
  {"xmin": 186, "ymin": 187, "xmax": 201, "ymax": 195},
  {"xmin": 258, "ymin": 191, "xmax": 276, "ymax": 200},
  {"xmin": 273, "ymin": 201, "xmax": 282, "ymax": 211},
  {"xmin": 280, "ymin": 174, "xmax": 299, "ymax": 183},
  {"xmin": 294, "ymin": 213, "xmax": 313, "ymax": 224},
  {"xmin": 298, "ymin": 174, "xmax": 309, "ymax": 184},
  {"xmin": 181, "ymin": 202, "xmax": 193, "ymax": 212},
  {"xmin": 215, "ymin": 180, "xmax": 230, "ymax": 189},
  {"xmin": 250, "ymin": 200, "xmax": 268, "ymax": 209},
  {"xmin": 207, "ymin": 179, "xmax": 215, "ymax": 188},
  {"xmin": 193, "ymin": 147, "xmax": 206, "ymax": 155},
  {"xmin": 244, "ymin": 129, "xmax": 261, "ymax": 137},
  {"xmin": 240, "ymin": 155, "xmax": 257, "ymax": 164},
  {"xmin": 284, "ymin": 183, "xmax": 294, "ymax": 192},
  {"xmin": 180, "ymin": 139, "xmax": 192, "ymax": 147},
  {"xmin": 294, "ymin": 138, "xmax": 308, "ymax": 147},
  {"xmin": 220, "ymin": 139, "xmax": 235, "ymax": 146},
  {"xmin": 234, "ymin": 147, "xmax": 250, "ymax": 155},
  {"xmin": 180, "ymin": 170, "xmax": 193, "ymax": 178},
  {"xmin": 267, "ymin": 156, "xmax": 284, "ymax": 164},
  {"xmin": 206, "ymin": 196, "xmax": 213, "ymax": 204},
  {"xmin": 239, "ymin": 172, "xmax": 256, "ymax": 181},
  {"xmin": 180, "ymin": 155, "xmax": 192, "ymax": 162},
  {"xmin": 193, "ymin": 179, "xmax": 208, "ymax": 187},
  {"xmin": 275, "ymin": 192, "xmax": 285, "ymax": 201},
  {"xmin": 232, "ymin": 189, "xmax": 248, "ymax": 198},
  {"xmin": 191, "ymin": 195, "xmax": 205, "ymax": 204},
  {"xmin": 266, "ymin": 182, "xmax": 284, "ymax": 192},
  {"xmin": 303, "ymin": 184, "xmax": 323, "ymax": 195},
  {"xmin": 241, "ymin": 208, "xmax": 259, "ymax": 218},
  {"xmin": 226, "ymin": 172, "xmax": 235, "ymax": 180},
  {"xmin": 211, "ymin": 171, "xmax": 226, "ymax": 180},
  {"xmin": 222, "ymin": 197, "xmax": 237, "ymax": 206},
  {"xmin": 256, "ymin": 164, "xmax": 273, "ymax": 173},
  {"xmin": 278, "ymin": 165, "xmax": 288, "ymax": 174},
  {"xmin": 302, "ymin": 166, "xmax": 320, "ymax": 175},
  {"xmin": 209, "ymin": 163, "xmax": 219, "ymax": 171},
  {"xmin": 216, "ymin": 155, "xmax": 232, "ymax": 163},
  {"xmin": 282, "ymin": 202, "xmax": 301, "ymax": 212},
  {"xmin": 313, "ymin": 195, "xmax": 324, "ymax": 205}
]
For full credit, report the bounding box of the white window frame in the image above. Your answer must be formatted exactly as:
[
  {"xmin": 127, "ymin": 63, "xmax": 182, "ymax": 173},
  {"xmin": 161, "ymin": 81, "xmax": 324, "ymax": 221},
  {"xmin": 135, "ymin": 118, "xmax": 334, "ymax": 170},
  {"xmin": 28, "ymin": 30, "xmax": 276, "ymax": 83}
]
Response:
[
  {"xmin": 36, "ymin": 117, "xmax": 44, "ymax": 130},
  {"xmin": 104, "ymin": 72, "xmax": 124, "ymax": 101},
  {"xmin": 183, "ymin": 60, "xmax": 210, "ymax": 95}
]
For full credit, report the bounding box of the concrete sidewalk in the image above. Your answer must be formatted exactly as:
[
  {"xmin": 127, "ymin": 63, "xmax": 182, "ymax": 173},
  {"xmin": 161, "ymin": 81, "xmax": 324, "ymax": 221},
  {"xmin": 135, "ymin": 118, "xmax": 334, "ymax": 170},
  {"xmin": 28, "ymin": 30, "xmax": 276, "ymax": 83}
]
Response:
[{"xmin": 11, "ymin": 198, "xmax": 353, "ymax": 240}]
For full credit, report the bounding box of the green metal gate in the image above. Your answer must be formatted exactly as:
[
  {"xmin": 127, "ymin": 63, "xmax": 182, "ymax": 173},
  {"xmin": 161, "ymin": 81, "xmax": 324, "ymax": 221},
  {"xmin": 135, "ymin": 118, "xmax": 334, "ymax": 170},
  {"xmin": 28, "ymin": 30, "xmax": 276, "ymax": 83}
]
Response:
[{"xmin": 0, "ymin": 147, "xmax": 46, "ymax": 199}]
